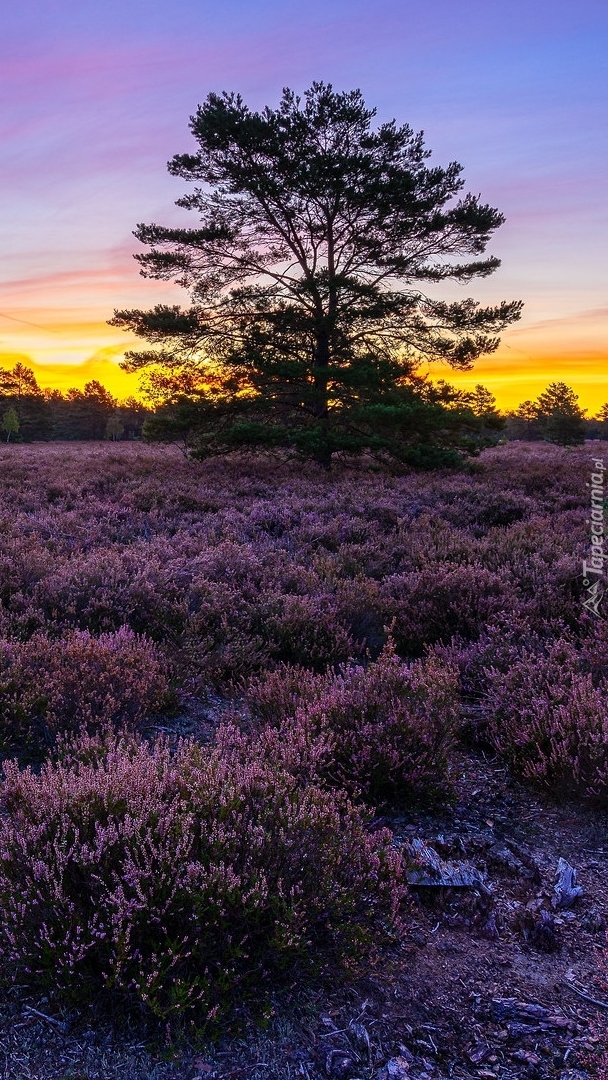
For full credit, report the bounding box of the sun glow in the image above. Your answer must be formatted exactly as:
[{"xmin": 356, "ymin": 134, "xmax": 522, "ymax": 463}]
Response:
[
  {"xmin": 1, "ymin": 279, "xmax": 606, "ymax": 415},
  {"xmin": 434, "ymin": 348, "xmax": 608, "ymax": 414},
  {"xmin": 2, "ymin": 339, "xmax": 607, "ymax": 414},
  {"xmin": 0, "ymin": 348, "xmax": 144, "ymax": 399}
]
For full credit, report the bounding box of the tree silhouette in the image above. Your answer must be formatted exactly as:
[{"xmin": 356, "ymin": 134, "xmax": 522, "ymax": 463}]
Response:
[
  {"xmin": 535, "ymin": 382, "xmax": 586, "ymax": 446},
  {"xmin": 111, "ymin": 82, "xmax": 522, "ymax": 467}
]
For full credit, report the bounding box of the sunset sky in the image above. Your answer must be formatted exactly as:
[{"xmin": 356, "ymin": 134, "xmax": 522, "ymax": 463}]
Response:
[{"xmin": 1, "ymin": 0, "xmax": 606, "ymax": 411}]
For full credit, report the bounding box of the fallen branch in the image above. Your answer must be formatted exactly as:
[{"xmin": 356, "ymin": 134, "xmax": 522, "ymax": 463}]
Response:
[
  {"xmin": 553, "ymin": 858, "xmax": 583, "ymax": 909},
  {"xmin": 22, "ymin": 1005, "xmax": 69, "ymax": 1033},
  {"xmin": 563, "ymin": 981, "xmax": 608, "ymax": 1011}
]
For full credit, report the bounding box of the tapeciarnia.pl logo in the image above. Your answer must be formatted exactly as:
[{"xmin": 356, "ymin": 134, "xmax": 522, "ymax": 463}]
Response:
[{"xmin": 582, "ymin": 457, "xmax": 606, "ymax": 617}]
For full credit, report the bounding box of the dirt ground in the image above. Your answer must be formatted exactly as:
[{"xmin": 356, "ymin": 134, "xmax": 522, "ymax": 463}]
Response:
[{"xmin": 1, "ymin": 747, "xmax": 607, "ymax": 1080}]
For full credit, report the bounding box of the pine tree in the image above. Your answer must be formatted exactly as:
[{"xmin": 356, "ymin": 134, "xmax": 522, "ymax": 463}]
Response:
[
  {"xmin": 111, "ymin": 82, "xmax": 522, "ymax": 468},
  {"xmin": 535, "ymin": 383, "xmax": 586, "ymax": 446}
]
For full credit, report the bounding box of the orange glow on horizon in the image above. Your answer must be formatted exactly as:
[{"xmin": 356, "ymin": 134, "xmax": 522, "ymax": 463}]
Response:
[
  {"xmin": 2, "ymin": 259, "xmax": 606, "ymax": 415},
  {"xmin": 1, "ymin": 301, "xmax": 606, "ymax": 415},
  {"xmin": 0, "ymin": 348, "xmax": 144, "ymax": 401},
  {"xmin": 2, "ymin": 344, "xmax": 607, "ymax": 415},
  {"xmin": 429, "ymin": 348, "xmax": 608, "ymax": 414}
]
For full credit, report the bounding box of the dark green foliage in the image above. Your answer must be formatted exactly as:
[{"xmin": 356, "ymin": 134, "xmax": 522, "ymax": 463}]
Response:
[
  {"xmin": 52, "ymin": 381, "xmax": 118, "ymax": 440},
  {"xmin": 507, "ymin": 382, "xmax": 586, "ymax": 446},
  {"xmin": 1, "ymin": 406, "xmax": 19, "ymax": 443},
  {"xmin": 0, "ymin": 364, "xmax": 154, "ymax": 442},
  {"xmin": 0, "ymin": 364, "xmax": 52, "ymax": 441},
  {"xmin": 111, "ymin": 83, "xmax": 521, "ymax": 467},
  {"xmin": 535, "ymin": 382, "xmax": 586, "ymax": 446}
]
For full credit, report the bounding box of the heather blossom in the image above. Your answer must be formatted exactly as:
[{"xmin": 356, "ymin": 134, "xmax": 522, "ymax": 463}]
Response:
[
  {"xmin": 0, "ymin": 730, "xmax": 403, "ymax": 1019},
  {"xmin": 0, "ymin": 439, "xmax": 602, "ymax": 1020}
]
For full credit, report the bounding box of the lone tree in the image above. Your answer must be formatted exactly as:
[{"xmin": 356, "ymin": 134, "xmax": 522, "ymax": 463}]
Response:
[{"xmin": 111, "ymin": 83, "xmax": 522, "ymax": 467}]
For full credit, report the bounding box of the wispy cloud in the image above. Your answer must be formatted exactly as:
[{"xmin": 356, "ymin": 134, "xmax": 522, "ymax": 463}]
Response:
[{"xmin": 1, "ymin": 0, "xmax": 606, "ymax": 409}]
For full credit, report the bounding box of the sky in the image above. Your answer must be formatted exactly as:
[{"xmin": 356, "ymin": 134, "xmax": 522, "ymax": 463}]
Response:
[{"xmin": 1, "ymin": 0, "xmax": 607, "ymax": 411}]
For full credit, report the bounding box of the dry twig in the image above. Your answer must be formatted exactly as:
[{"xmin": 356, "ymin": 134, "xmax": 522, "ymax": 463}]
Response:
[
  {"xmin": 22, "ymin": 1005, "xmax": 69, "ymax": 1033},
  {"xmin": 563, "ymin": 981, "xmax": 608, "ymax": 1011}
]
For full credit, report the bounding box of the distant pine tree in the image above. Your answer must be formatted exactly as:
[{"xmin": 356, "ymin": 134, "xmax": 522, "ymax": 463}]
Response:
[{"xmin": 535, "ymin": 383, "xmax": 586, "ymax": 446}]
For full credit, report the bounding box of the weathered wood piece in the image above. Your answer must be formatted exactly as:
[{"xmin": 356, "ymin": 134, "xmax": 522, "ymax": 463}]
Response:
[
  {"xmin": 22, "ymin": 1005, "xmax": 70, "ymax": 1034},
  {"xmin": 404, "ymin": 838, "xmax": 490, "ymax": 896},
  {"xmin": 552, "ymin": 857, "xmax": 583, "ymax": 909}
]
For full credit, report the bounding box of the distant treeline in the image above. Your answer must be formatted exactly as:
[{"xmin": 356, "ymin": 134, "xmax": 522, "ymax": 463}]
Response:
[
  {"xmin": 505, "ymin": 413, "xmax": 608, "ymax": 443},
  {"xmin": 502, "ymin": 382, "xmax": 608, "ymax": 446},
  {"xmin": 0, "ymin": 363, "xmax": 151, "ymax": 442},
  {"xmin": 2, "ymin": 362, "xmax": 608, "ymax": 447}
]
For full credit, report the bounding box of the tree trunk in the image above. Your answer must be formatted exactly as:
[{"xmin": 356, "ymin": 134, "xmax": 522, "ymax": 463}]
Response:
[
  {"xmin": 312, "ymin": 328, "xmax": 331, "ymax": 469},
  {"xmin": 312, "ymin": 330, "xmax": 329, "ymax": 413}
]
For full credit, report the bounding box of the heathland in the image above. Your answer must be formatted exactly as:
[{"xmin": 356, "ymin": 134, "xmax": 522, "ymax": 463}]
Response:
[{"xmin": 0, "ymin": 440, "xmax": 607, "ymax": 1079}]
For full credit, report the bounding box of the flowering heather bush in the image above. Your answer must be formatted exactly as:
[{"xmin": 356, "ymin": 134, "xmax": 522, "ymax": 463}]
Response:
[
  {"xmin": 0, "ymin": 730, "xmax": 403, "ymax": 1020},
  {"xmin": 578, "ymin": 615, "xmax": 608, "ymax": 684},
  {"xmin": 31, "ymin": 544, "xmax": 192, "ymax": 639},
  {"xmin": 244, "ymin": 663, "xmax": 333, "ymax": 726},
  {"xmin": 0, "ymin": 439, "xmax": 595, "ymax": 725},
  {"xmin": 476, "ymin": 522, "xmax": 585, "ymax": 632},
  {"xmin": 381, "ymin": 563, "xmax": 515, "ymax": 656},
  {"xmin": 263, "ymin": 591, "xmax": 359, "ymax": 669},
  {"xmin": 0, "ymin": 628, "xmax": 171, "ymax": 753},
  {"xmin": 331, "ymin": 576, "xmax": 390, "ymax": 656},
  {"xmin": 246, "ymin": 644, "xmax": 460, "ymax": 808},
  {"xmin": 483, "ymin": 639, "xmax": 608, "ymax": 803},
  {"xmin": 432, "ymin": 485, "xmax": 534, "ymax": 534},
  {"xmin": 434, "ymin": 614, "xmax": 564, "ymax": 705}
]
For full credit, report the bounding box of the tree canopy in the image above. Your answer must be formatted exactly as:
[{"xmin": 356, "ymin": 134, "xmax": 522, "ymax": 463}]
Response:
[
  {"xmin": 508, "ymin": 382, "xmax": 587, "ymax": 444},
  {"xmin": 111, "ymin": 82, "xmax": 522, "ymax": 467},
  {"xmin": 0, "ymin": 363, "xmax": 150, "ymax": 442},
  {"xmin": 535, "ymin": 382, "xmax": 586, "ymax": 445},
  {"xmin": 1, "ymin": 406, "xmax": 19, "ymax": 443}
]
